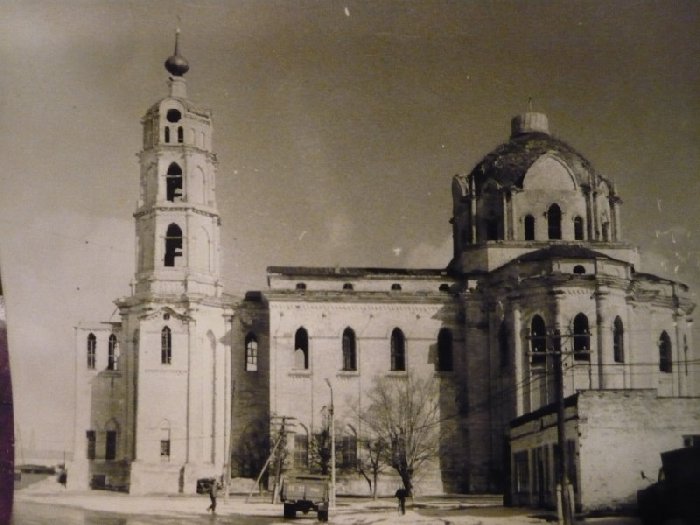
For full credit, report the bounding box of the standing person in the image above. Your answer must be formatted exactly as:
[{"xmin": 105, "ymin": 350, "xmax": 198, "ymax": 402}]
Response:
[
  {"xmin": 207, "ymin": 478, "xmax": 219, "ymax": 513},
  {"xmin": 395, "ymin": 487, "xmax": 407, "ymax": 515}
]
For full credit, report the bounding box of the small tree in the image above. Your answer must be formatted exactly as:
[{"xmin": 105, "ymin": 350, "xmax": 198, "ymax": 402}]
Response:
[
  {"xmin": 310, "ymin": 425, "xmax": 332, "ymax": 475},
  {"xmin": 359, "ymin": 371, "xmax": 440, "ymax": 496},
  {"xmin": 359, "ymin": 436, "xmax": 388, "ymax": 499}
]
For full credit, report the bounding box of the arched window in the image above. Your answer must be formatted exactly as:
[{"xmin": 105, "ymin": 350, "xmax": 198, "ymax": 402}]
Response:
[
  {"xmin": 294, "ymin": 328, "xmax": 309, "ymax": 370},
  {"xmin": 573, "ymin": 265, "xmax": 586, "ymax": 274},
  {"xmin": 436, "ymin": 328, "xmax": 453, "ymax": 371},
  {"xmin": 573, "ymin": 313, "xmax": 590, "ymax": 360},
  {"xmin": 524, "ymin": 215, "xmax": 535, "ymax": 241},
  {"xmin": 342, "ymin": 328, "xmax": 357, "ymax": 371},
  {"xmin": 161, "ymin": 326, "xmax": 172, "ymax": 365},
  {"xmin": 531, "ymin": 316, "xmax": 547, "ymax": 365},
  {"xmin": 499, "ymin": 322, "xmax": 509, "ymax": 369},
  {"xmin": 613, "ymin": 317, "xmax": 624, "ymax": 363},
  {"xmin": 177, "ymin": 126, "xmax": 184, "ymax": 143},
  {"xmin": 164, "ymin": 224, "xmax": 183, "ymax": 267},
  {"xmin": 547, "ymin": 203, "xmax": 562, "ymax": 240},
  {"xmin": 245, "ymin": 333, "xmax": 258, "ymax": 372},
  {"xmin": 166, "ymin": 163, "xmax": 183, "ymax": 202},
  {"xmin": 573, "ymin": 216, "xmax": 584, "ymax": 240},
  {"xmin": 390, "ymin": 328, "xmax": 406, "ymax": 371},
  {"xmin": 164, "ymin": 126, "xmax": 170, "ymax": 143},
  {"xmin": 107, "ymin": 334, "xmax": 118, "ymax": 371},
  {"xmin": 87, "ymin": 333, "xmax": 96, "ymax": 369},
  {"xmin": 659, "ymin": 331, "xmax": 672, "ymax": 373}
]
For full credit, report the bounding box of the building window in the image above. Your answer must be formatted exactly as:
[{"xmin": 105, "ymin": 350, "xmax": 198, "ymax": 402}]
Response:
[
  {"xmin": 573, "ymin": 313, "xmax": 590, "ymax": 361},
  {"xmin": 86, "ymin": 430, "xmax": 96, "ymax": 460},
  {"xmin": 683, "ymin": 435, "xmax": 700, "ymax": 448},
  {"xmin": 343, "ymin": 283, "xmax": 353, "ymax": 291},
  {"xmin": 245, "ymin": 333, "xmax": 258, "ymax": 372},
  {"xmin": 573, "ymin": 216, "xmax": 584, "ymax": 240},
  {"xmin": 107, "ymin": 334, "xmax": 118, "ymax": 371},
  {"xmin": 338, "ymin": 434, "xmax": 358, "ymax": 469},
  {"xmin": 499, "ymin": 322, "xmax": 509, "ymax": 369},
  {"xmin": 105, "ymin": 430, "xmax": 117, "ymax": 461},
  {"xmin": 166, "ymin": 109, "xmax": 181, "ymax": 123},
  {"xmin": 294, "ymin": 327, "xmax": 309, "ymax": 370},
  {"xmin": 296, "ymin": 282, "xmax": 307, "ymax": 291},
  {"xmin": 436, "ymin": 328, "xmax": 453, "ymax": 371},
  {"xmin": 177, "ymin": 126, "xmax": 184, "ymax": 143},
  {"xmin": 342, "ymin": 328, "xmax": 357, "ymax": 371},
  {"xmin": 531, "ymin": 316, "xmax": 547, "ymax": 365},
  {"xmin": 164, "ymin": 126, "xmax": 170, "ymax": 143},
  {"xmin": 294, "ymin": 433, "xmax": 309, "ymax": 469},
  {"xmin": 613, "ymin": 317, "xmax": 624, "ymax": 363},
  {"xmin": 524, "ymin": 215, "xmax": 535, "ymax": 241},
  {"xmin": 547, "ymin": 204, "xmax": 562, "ymax": 240},
  {"xmin": 160, "ymin": 439, "xmax": 171, "ymax": 461},
  {"xmin": 390, "ymin": 328, "xmax": 406, "ymax": 371},
  {"xmin": 87, "ymin": 333, "xmax": 96, "ymax": 369},
  {"xmin": 514, "ymin": 451, "xmax": 529, "ymax": 494},
  {"xmin": 160, "ymin": 423, "xmax": 171, "ymax": 462},
  {"xmin": 166, "ymin": 162, "xmax": 183, "ymax": 202},
  {"xmin": 659, "ymin": 331, "xmax": 672, "ymax": 373},
  {"xmin": 391, "ymin": 283, "xmax": 402, "ymax": 291},
  {"xmin": 602, "ymin": 222, "xmax": 610, "ymax": 242},
  {"xmin": 573, "ymin": 265, "xmax": 586, "ymax": 274},
  {"xmin": 486, "ymin": 217, "xmax": 499, "ymax": 241},
  {"xmin": 164, "ymin": 223, "xmax": 183, "ymax": 267},
  {"xmin": 161, "ymin": 326, "xmax": 172, "ymax": 365}
]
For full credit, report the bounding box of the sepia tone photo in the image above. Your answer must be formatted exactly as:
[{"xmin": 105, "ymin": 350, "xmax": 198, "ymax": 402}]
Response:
[{"xmin": 0, "ymin": 1, "xmax": 698, "ymax": 524}]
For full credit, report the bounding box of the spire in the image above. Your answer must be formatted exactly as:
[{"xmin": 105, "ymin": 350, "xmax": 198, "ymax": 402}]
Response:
[{"xmin": 164, "ymin": 28, "xmax": 190, "ymax": 77}]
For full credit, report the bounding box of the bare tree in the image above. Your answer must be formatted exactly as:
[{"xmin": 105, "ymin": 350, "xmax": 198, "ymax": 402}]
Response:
[
  {"xmin": 358, "ymin": 371, "xmax": 440, "ymax": 496},
  {"xmin": 310, "ymin": 425, "xmax": 332, "ymax": 475},
  {"xmin": 358, "ymin": 436, "xmax": 388, "ymax": 499}
]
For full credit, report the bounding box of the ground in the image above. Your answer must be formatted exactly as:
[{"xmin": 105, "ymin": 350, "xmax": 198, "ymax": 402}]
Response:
[{"xmin": 12, "ymin": 476, "xmax": 641, "ymax": 524}]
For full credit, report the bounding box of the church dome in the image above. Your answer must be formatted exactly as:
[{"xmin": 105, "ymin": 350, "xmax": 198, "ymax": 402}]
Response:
[{"xmin": 470, "ymin": 112, "xmax": 597, "ymax": 191}]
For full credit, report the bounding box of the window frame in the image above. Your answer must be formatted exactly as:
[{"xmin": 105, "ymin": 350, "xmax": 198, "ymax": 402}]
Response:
[
  {"xmin": 245, "ymin": 332, "xmax": 258, "ymax": 372},
  {"xmin": 161, "ymin": 326, "xmax": 172, "ymax": 365},
  {"xmin": 390, "ymin": 328, "xmax": 406, "ymax": 371},
  {"xmin": 342, "ymin": 328, "xmax": 357, "ymax": 371},
  {"xmin": 87, "ymin": 333, "xmax": 96, "ymax": 370}
]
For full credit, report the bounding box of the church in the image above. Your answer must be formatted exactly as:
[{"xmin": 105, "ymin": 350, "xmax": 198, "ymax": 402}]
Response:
[{"xmin": 69, "ymin": 35, "xmax": 699, "ymax": 511}]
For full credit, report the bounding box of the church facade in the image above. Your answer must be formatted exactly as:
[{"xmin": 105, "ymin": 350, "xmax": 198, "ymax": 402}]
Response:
[{"xmin": 69, "ymin": 38, "xmax": 698, "ymax": 507}]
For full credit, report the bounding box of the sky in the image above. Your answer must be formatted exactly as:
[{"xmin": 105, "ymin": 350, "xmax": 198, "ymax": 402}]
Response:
[{"xmin": 0, "ymin": 0, "xmax": 698, "ymax": 458}]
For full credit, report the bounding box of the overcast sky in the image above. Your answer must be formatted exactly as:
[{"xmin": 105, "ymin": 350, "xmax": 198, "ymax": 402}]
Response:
[{"xmin": 1, "ymin": 0, "xmax": 698, "ymax": 457}]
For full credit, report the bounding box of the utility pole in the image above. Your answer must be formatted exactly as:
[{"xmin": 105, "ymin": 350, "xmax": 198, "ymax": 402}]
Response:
[
  {"xmin": 552, "ymin": 329, "xmax": 574, "ymax": 525},
  {"xmin": 325, "ymin": 378, "xmax": 336, "ymax": 510}
]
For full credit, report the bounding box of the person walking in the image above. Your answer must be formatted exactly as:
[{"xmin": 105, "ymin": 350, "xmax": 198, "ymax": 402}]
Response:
[
  {"xmin": 207, "ymin": 478, "xmax": 219, "ymax": 513},
  {"xmin": 394, "ymin": 487, "xmax": 407, "ymax": 515}
]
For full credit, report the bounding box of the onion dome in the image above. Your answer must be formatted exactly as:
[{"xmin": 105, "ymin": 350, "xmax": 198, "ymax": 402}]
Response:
[
  {"xmin": 164, "ymin": 29, "xmax": 190, "ymax": 77},
  {"xmin": 471, "ymin": 111, "xmax": 596, "ymax": 190}
]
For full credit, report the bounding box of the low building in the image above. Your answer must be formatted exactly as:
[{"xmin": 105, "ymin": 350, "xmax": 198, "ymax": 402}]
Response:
[{"xmin": 509, "ymin": 390, "xmax": 700, "ymax": 512}]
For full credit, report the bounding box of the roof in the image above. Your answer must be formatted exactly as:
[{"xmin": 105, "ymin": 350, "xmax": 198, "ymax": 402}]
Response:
[
  {"xmin": 514, "ymin": 245, "xmax": 614, "ymax": 263},
  {"xmin": 471, "ymin": 132, "xmax": 597, "ymax": 190},
  {"xmin": 266, "ymin": 266, "xmax": 449, "ymax": 278}
]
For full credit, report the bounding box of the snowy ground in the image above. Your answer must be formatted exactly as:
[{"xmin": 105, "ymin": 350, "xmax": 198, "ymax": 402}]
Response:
[{"xmin": 15, "ymin": 476, "xmax": 641, "ymax": 524}]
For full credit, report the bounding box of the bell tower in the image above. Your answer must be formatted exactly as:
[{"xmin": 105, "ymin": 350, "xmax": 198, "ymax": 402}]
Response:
[
  {"xmin": 134, "ymin": 28, "xmax": 223, "ymax": 299},
  {"xmin": 115, "ymin": 31, "xmax": 232, "ymax": 495}
]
